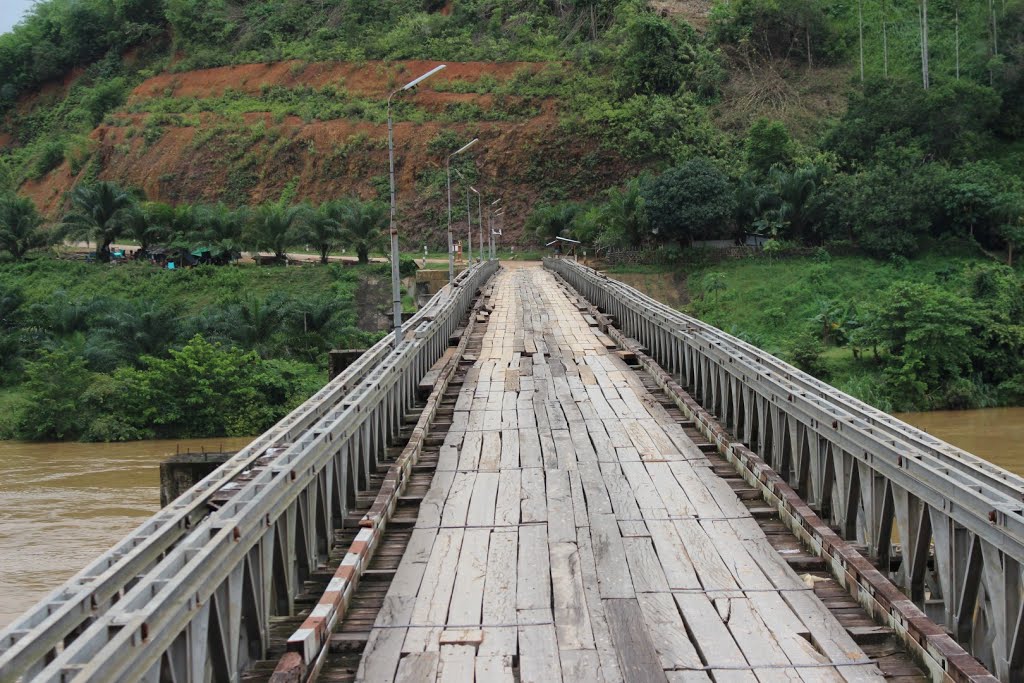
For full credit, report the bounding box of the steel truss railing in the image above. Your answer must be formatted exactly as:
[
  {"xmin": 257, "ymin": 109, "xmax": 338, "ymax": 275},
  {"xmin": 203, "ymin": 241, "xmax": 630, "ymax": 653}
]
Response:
[
  {"xmin": 0, "ymin": 260, "xmax": 498, "ymax": 683},
  {"xmin": 547, "ymin": 258, "xmax": 1024, "ymax": 680}
]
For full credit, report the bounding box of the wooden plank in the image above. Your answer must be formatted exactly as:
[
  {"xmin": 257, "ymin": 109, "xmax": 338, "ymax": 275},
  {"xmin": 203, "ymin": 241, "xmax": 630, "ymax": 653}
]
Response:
[
  {"xmin": 358, "ymin": 595, "xmax": 416, "ymax": 682},
  {"xmin": 447, "ymin": 528, "xmax": 490, "ymax": 625},
  {"xmin": 394, "ymin": 651, "xmax": 439, "ymax": 682},
  {"xmin": 467, "ymin": 472, "xmax": 499, "ymax": 527},
  {"xmin": 560, "ymin": 649, "xmax": 603, "ymax": 680},
  {"xmin": 458, "ymin": 432, "xmax": 483, "ymax": 470},
  {"xmin": 517, "ymin": 523, "xmax": 552, "ymax": 610},
  {"xmin": 674, "ymin": 593, "xmax": 757, "ymax": 683},
  {"xmin": 439, "ymin": 472, "xmax": 476, "ymax": 528},
  {"xmin": 636, "ymin": 592, "xmax": 703, "ymax": 671},
  {"xmin": 480, "ymin": 529, "xmax": 518, "ymax": 657},
  {"xmin": 403, "ymin": 528, "xmax": 465, "ymax": 653},
  {"xmin": 475, "ymin": 654, "xmax": 515, "ymax": 682},
  {"xmin": 546, "ymin": 468, "xmax": 576, "ymax": 543},
  {"xmin": 604, "ymin": 598, "xmax": 668, "ymax": 683},
  {"xmin": 646, "ymin": 520, "xmax": 700, "ymax": 590},
  {"xmin": 551, "ymin": 541, "xmax": 595, "ymax": 650},
  {"xmin": 590, "ymin": 513, "xmax": 634, "ymax": 599},
  {"xmin": 438, "ymin": 644, "xmax": 475, "ymax": 683},
  {"xmin": 622, "ymin": 537, "xmax": 669, "ymax": 593},
  {"xmin": 494, "ymin": 469, "xmax": 521, "ymax": 527},
  {"xmin": 520, "ymin": 468, "xmax": 547, "ymax": 523},
  {"xmin": 480, "ymin": 431, "xmax": 502, "ymax": 471},
  {"xmin": 518, "ymin": 623, "xmax": 563, "ymax": 683},
  {"xmin": 499, "ymin": 429, "xmax": 520, "ymax": 468}
]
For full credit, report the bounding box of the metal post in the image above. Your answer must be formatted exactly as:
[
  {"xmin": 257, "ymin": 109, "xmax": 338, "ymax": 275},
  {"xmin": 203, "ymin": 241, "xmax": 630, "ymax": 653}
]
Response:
[
  {"xmin": 446, "ymin": 157, "xmax": 454, "ymax": 283},
  {"xmin": 446, "ymin": 138, "xmax": 478, "ymax": 283},
  {"xmin": 385, "ymin": 64, "xmax": 447, "ymax": 347},
  {"xmin": 387, "ymin": 94, "xmax": 402, "ymax": 348},
  {"xmin": 477, "ymin": 194, "xmax": 484, "ymax": 262},
  {"xmin": 466, "ymin": 186, "xmax": 472, "ymax": 267}
]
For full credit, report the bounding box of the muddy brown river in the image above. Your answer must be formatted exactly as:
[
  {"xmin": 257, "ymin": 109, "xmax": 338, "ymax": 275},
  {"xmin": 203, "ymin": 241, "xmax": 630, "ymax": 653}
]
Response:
[
  {"xmin": 0, "ymin": 437, "xmax": 252, "ymax": 628},
  {"xmin": 0, "ymin": 407, "xmax": 1022, "ymax": 629}
]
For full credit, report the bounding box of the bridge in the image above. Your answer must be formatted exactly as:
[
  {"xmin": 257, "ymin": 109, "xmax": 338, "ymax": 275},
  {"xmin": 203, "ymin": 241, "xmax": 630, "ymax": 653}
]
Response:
[{"xmin": 0, "ymin": 260, "xmax": 1018, "ymax": 682}]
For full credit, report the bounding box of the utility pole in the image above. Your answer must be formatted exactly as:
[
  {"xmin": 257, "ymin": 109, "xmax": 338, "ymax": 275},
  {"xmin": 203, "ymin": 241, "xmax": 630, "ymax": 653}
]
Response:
[{"xmin": 387, "ymin": 64, "xmax": 446, "ymax": 347}]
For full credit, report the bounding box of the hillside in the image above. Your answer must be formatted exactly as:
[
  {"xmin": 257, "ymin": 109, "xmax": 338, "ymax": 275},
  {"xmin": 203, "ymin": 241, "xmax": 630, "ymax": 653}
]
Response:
[
  {"xmin": 14, "ymin": 60, "xmax": 641, "ymax": 246},
  {"xmin": 1, "ymin": 0, "xmax": 1024, "ymax": 430}
]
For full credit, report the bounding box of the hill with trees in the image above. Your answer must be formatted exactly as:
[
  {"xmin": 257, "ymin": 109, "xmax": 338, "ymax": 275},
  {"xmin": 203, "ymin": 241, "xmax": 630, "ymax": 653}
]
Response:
[{"xmin": 1, "ymin": 0, "xmax": 1024, "ymax": 430}]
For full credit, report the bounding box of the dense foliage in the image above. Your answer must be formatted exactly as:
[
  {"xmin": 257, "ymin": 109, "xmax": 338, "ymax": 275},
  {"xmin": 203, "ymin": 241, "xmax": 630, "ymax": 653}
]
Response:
[
  {"xmin": 2, "ymin": 0, "xmax": 1024, "ymax": 420},
  {"xmin": 679, "ymin": 252, "xmax": 1024, "ymax": 411},
  {"xmin": 0, "ymin": 252, "xmax": 391, "ymax": 441}
]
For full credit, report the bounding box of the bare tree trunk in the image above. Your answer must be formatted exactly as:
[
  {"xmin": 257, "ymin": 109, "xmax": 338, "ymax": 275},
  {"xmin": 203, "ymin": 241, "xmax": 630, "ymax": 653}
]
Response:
[
  {"xmin": 858, "ymin": 0, "xmax": 865, "ymax": 82},
  {"xmin": 882, "ymin": 0, "xmax": 889, "ymax": 77},
  {"xmin": 955, "ymin": 5, "xmax": 961, "ymax": 79},
  {"xmin": 990, "ymin": 0, "xmax": 999, "ymax": 85},
  {"xmin": 806, "ymin": 29, "xmax": 813, "ymax": 70},
  {"xmin": 919, "ymin": 0, "xmax": 930, "ymax": 89}
]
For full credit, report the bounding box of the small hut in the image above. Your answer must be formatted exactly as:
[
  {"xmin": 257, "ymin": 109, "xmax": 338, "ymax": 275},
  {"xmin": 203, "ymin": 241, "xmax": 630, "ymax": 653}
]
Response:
[{"xmin": 546, "ymin": 236, "xmax": 581, "ymax": 260}]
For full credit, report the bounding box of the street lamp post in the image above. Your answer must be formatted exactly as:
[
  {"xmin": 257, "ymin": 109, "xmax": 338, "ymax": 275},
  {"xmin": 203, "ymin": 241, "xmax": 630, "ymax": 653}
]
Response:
[
  {"xmin": 488, "ymin": 198, "xmax": 501, "ymax": 261},
  {"xmin": 388, "ymin": 63, "xmax": 446, "ymax": 348},
  {"xmin": 493, "ymin": 208, "xmax": 505, "ymax": 260},
  {"xmin": 446, "ymin": 138, "xmax": 478, "ymax": 283},
  {"xmin": 472, "ymin": 188, "xmax": 483, "ymax": 262},
  {"xmin": 455, "ymin": 170, "xmax": 477, "ymax": 271},
  {"xmin": 468, "ymin": 184, "xmax": 479, "ymax": 264}
]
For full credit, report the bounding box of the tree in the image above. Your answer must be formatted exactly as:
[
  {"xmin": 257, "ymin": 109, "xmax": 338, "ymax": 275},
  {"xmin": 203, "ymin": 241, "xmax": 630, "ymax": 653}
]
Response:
[
  {"xmin": 596, "ymin": 179, "xmax": 649, "ymax": 250},
  {"xmin": 245, "ymin": 203, "xmax": 305, "ymax": 263},
  {"xmin": 863, "ymin": 281, "xmax": 979, "ymax": 408},
  {"xmin": 300, "ymin": 203, "xmax": 343, "ymax": 264},
  {"xmin": 642, "ymin": 159, "xmax": 736, "ymax": 246},
  {"xmin": 527, "ymin": 203, "xmax": 580, "ymax": 243},
  {"xmin": 16, "ymin": 348, "xmax": 94, "ymax": 440},
  {"xmin": 757, "ymin": 164, "xmax": 826, "ymax": 243},
  {"xmin": 119, "ymin": 203, "xmax": 169, "ymax": 253},
  {"xmin": 194, "ymin": 203, "xmax": 247, "ymax": 260},
  {"xmin": 745, "ymin": 119, "xmax": 793, "ymax": 175},
  {"xmin": 61, "ymin": 181, "xmax": 138, "ymax": 262},
  {"xmin": 0, "ymin": 194, "xmax": 51, "ymax": 260},
  {"xmin": 615, "ymin": 12, "xmax": 694, "ymax": 96},
  {"xmin": 333, "ymin": 199, "xmax": 387, "ymax": 264}
]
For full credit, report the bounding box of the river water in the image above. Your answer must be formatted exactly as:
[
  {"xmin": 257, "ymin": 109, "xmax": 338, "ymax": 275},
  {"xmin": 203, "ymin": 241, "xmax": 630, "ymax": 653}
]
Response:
[
  {"xmin": 0, "ymin": 437, "xmax": 252, "ymax": 628},
  {"xmin": 0, "ymin": 408, "xmax": 1022, "ymax": 629}
]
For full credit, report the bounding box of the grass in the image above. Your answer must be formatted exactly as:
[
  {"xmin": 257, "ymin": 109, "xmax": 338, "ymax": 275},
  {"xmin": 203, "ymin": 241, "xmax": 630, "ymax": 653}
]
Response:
[
  {"xmin": 0, "ymin": 258, "xmax": 375, "ymax": 310},
  {"xmin": 605, "ymin": 248, "xmax": 1010, "ymax": 411}
]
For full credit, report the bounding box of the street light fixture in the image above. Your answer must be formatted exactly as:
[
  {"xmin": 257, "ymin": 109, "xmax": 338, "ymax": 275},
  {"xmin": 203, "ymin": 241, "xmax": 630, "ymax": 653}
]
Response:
[
  {"xmin": 454, "ymin": 169, "xmax": 478, "ymax": 269},
  {"xmin": 488, "ymin": 199, "xmax": 502, "ymax": 261},
  {"xmin": 387, "ymin": 63, "xmax": 446, "ymax": 348},
  {"xmin": 489, "ymin": 208, "xmax": 501, "ymax": 259},
  {"xmin": 447, "ymin": 138, "xmax": 478, "ymax": 283},
  {"xmin": 470, "ymin": 187, "xmax": 483, "ymax": 263}
]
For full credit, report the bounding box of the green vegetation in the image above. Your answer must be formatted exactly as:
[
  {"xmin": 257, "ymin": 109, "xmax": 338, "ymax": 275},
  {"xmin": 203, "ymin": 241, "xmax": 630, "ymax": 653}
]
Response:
[
  {"xmin": 2, "ymin": 0, "xmax": 1024, "ymax": 428},
  {"xmin": 681, "ymin": 250, "xmax": 1024, "ymax": 412},
  {"xmin": 0, "ymin": 256, "xmax": 390, "ymax": 441}
]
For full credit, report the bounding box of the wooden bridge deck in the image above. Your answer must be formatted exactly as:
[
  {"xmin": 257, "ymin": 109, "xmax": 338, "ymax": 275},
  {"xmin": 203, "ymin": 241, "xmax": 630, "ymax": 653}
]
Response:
[{"xmin": 357, "ymin": 267, "xmax": 882, "ymax": 682}]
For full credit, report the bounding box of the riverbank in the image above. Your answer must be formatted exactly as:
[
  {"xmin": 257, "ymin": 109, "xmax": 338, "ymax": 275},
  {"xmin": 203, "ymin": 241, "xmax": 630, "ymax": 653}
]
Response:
[{"xmin": 604, "ymin": 249, "xmax": 1024, "ymax": 413}]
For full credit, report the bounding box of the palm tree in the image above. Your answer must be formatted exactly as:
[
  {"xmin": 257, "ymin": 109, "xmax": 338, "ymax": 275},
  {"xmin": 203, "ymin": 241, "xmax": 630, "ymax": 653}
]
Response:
[
  {"xmin": 598, "ymin": 179, "xmax": 647, "ymax": 249},
  {"xmin": 758, "ymin": 165, "xmax": 826, "ymax": 243},
  {"xmin": 61, "ymin": 182, "xmax": 137, "ymax": 262},
  {"xmin": 301, "ymin": 203, "xmax": 343, "ymax": 264},
  {"xmin": 333, "ymin": 199, "xmax": 387, "ymax": 264},
  {"xmin": 0, "ymin": 194, "xmax": 51, "ymax": 260},
  {"xmin": 84, "ymin": 301, "xmax": 178, "ymax": 371},
  {"xmin": 120, "ymin": 203, "xmax": 170, "ymax": 253},
  {"xmin": 195, "ymin": 204, "xmax": 247, "ymax": 261},
  {"xmin": 246, "ymin": 203, "xmax": 306, "ymax": 263}
]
